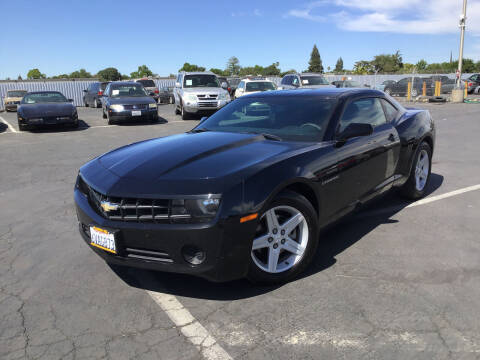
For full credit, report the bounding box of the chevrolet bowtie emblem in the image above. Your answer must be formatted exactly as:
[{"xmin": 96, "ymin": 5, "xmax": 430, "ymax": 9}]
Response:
[{"xmin": 100, "ymin": 201, "xmax": 119, "ymax": 212}]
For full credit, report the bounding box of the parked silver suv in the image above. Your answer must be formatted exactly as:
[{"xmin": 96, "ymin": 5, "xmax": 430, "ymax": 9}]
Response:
[
  {"xmin": 279, "ymin": 73, "xmax": 334, "ymax": 90},
  {"xmin": 173, "ymin": 72, "xmax": 231, "ymax": 119}
]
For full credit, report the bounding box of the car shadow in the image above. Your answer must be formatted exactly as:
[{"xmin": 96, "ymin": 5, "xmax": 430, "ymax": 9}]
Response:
[
  {"xmin": 0, "ymin": 122, "xmax": 7, "ymax": 133},
  {"xmin": 114, "ymin": 116, "xmax": 168, "ymax": 126},
  {"xmin": 27, "ymin": 119, "xmax": 90, "ymax": 133},
  {"xmin": 111, "ymin": 173, "xmax": 444, "ymax": 300}
]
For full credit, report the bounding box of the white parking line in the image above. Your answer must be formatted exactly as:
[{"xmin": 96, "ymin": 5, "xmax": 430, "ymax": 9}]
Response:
[
  {"xmin": 147, "ymin": 291, "xmax": 233, "ymax": 360},
  {"xmin": 0, "ymin": 115, "xmax": 18, "ymax": 133},
  {"xmin": 358, "ymin": 184, "xmax": 480, "ymax": 218}
]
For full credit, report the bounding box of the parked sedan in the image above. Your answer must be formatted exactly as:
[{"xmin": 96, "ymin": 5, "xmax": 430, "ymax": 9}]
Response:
[
  {"xmin": 83, "ymin": 82, "xmax": 110, "ymax": 108},
  {"xmin": 3, "ymin": 89, "xmax": 27, "ymax": 111},
  {"xmin": 75, "ymin": 88, "xmax": 435, "ymax": 284},
  {"xmin": 134, "ymin": 78, "xmax": 159, "ymax": 102},
  {"xmin": 101, "ymin": 82, "xmax": 158, "ymax": 124},
  {"xmin": 383, "ymin": 77, "xmax": 434, "ymax": 97},
  {"xmin": 17, "ymin": 91, "xmax": 78, "ymax": 131}
]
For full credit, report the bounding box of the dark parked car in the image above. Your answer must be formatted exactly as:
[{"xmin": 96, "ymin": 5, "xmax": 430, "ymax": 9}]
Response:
[
  {"xmin": 466, "ymin": 74, "xmax": 480, "ymax": 93},
  {"xmin": 383, "ymin": 77, "xmax": 433, "ymax": 97},
  {"xmin": 333, "ymin": 80, "xmax": 369, "ymax": 88},
  {"xmin": 17, "ymin": 91, "xmax": 78, "ymax": 131},
  {"xmin": 216, "ymin": 76, "xmax": 234, "ymax": 97},
  {"xmin": 428, "ymin": 75, "xmax": 456, "ymax": 94},
  {"xmin": 101, "ymin": 82, "xmax": 158, "ymax": 124},
  {"xmin": 227, "ymin": 77, "xmax": 241, "ymax": 95},
  {"xmin": 158, "ymin": 86, "xmax": 174, "ymax": 104},
  {"xmin": 75, "ymin": 88, "xmax": 435, "ymax": 284},
  {"xmin": 83, "ymin": 82, "xmax": 109, "ymax": 108},
  {"xmin": 134, "ymin": 78, "xmax": 159, "ymax": 102}
]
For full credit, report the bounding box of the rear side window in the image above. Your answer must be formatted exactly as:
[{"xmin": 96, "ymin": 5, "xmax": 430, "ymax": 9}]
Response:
[
  {"xmin": 292, "ymin": 77, "xmax": 300, "ymax": 86},
  {"xmin": 281, "ymin": 76, "xmax": 292, "ymax": 85},
  {"xmin": 381, "ymin": 99, "xmax": 398, "ymax": 122},
  {"xmin": 137, "ymin": 80, "xmax": 156, "ymax": 87},
  {"xmin": 338, "ymin": 98, "xmax": 387, "ymax": 133}
]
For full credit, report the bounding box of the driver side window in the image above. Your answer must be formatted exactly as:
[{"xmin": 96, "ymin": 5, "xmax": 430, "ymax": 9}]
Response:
[{"xmin": 338, "ymin": 98, "xmax": 387, "ymax": 134}]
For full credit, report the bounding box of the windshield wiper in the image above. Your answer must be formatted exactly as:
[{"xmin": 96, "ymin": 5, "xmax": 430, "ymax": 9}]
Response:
[
  {"xmin": 245, "ymin": 132, "xmax": 282, "ymax": 141},
  {"xmin": 189, "ymin": 128, "xmax": 210, "ymax": 133}
]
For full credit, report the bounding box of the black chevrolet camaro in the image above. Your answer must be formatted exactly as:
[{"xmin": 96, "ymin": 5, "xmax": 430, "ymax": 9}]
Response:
[
  {"xmin": 101, "ymin": 82, "xmax": 158, "ymax": 124},
  {"xmin": 17, "ymin": 91, "xmax": 78, "ymax": 131},
  {"xmin": 75, "ymin": 88, "xmax": 435, "ymax": 284}
]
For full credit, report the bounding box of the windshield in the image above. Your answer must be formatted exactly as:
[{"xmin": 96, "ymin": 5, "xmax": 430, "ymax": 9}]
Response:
[
  {"xmin": 137, "ymin": 79, "xmax": 156, "ymax": 87},
  {"xmin": 110, "ymin": 84, "xmax": 147, "ymax": 97},
  {"xmin": 184, "ymin": 75, "xmax": 219, "ymax": 88},
  {"xmin": 198, "ymin": 96, "xmax": 336, "ymax": 142},
  {"xmin": 300, "ymin": 76, "xmax": 330, "ymax": 85},
  {"xmin": 7, "ymin": 91, "xmax": 27, "ymax": 97},
  {"xmin": 246, "ymin": 82, "xmax": 276, "ymax": 92},
  {"xmin": 22, "ymin": 92, "xmax": 67, "ymax": 104}
]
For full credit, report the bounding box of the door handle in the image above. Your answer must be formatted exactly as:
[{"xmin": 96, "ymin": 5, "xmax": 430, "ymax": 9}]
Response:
[{"xmin": 388, "ymin": 133, "xmax": 396, "ymax": 142}]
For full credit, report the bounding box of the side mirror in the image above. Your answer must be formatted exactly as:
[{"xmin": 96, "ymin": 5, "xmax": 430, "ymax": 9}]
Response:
[
  {"xmin": 175, "ymin": 82, "xmax": 181, "ymax": 88},
  {"xmin": 221, "ymin": 82, "xmax": 228, "ymax": 89},
  {"xmin": 200, "ymin": 116, "xmax": 208, "ymax": 123},
  {"xmin": 337, "ymin": 123, "xmax": 373, "ymax": 143},
  {"xmin": 68, "ymin": 99, "xmax": 74, "ymax": 102},
  {"xmin": 83, "ymin": 89, "xmax": 88, "ymax": 93},
  {"xmin": 149, "ymin": 92, "xmax": 155, "ymax": 96}
]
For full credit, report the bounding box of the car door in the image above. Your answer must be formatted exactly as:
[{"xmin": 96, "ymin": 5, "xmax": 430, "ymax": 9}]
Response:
[
  {"xmin": 331, "ymin": 97, "xmax": 399, "ymax": 211},
  {"xmin": 174, "ymin": 74, "xmax": 182, "ymax": 104}
]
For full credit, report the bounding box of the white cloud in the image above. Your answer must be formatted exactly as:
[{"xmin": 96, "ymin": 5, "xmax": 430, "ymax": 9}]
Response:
[
  {"xmin": 253, "ymin": 9, "xmax": 263, "ymax": 17},
  {"xmin": 232, "ymin": 9, "xmax": 264, "ymax": 18},
  {"xmin": 285, "ymin": 0, "xmax": 480, "ymax": 35}
]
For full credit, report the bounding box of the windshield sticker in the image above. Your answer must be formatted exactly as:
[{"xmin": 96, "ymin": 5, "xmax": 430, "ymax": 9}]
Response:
[
  {"xmin": 185, "ymin": 79, "xmax": 193, "ymax": 86},
  {"xmin": 112, "ymin": 90, "xmax": 119, "ymax": 95},
  {"xmin": 302, "ymin": 79, "xmax": 309, "ymax": 84}
]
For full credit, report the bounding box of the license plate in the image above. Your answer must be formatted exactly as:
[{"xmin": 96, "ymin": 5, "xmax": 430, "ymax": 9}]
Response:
[
  {"xmin": 90, "ymin": 226, "xmax": 116, "ymax": 254},
  {"xmin": 132, "ymin": 110, "xmax": 142, "ymax": 116}
]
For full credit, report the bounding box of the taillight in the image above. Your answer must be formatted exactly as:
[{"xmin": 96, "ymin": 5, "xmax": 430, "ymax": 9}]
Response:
[
  {"xmin": 154, "ymin": 89, "xmax": 159, "ymax": 94},
  {"xmin": 228, "ymin": 87, "xmax": 231, "ymax": 92},
  {"xmin": 468, "ymin": 82, "xmax": 473, "ymax": 87},
  {"xmin": 98, "ymin": 91, "xmax": 103, "ymax": 96}
]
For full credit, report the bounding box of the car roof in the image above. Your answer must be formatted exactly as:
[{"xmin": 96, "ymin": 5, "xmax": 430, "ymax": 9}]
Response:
[
  {"xmin": 7, "ymin": 89, "xmax": 27, "ymax": 92},
  {"xmin": 244, "ymin": 79, "xmax": 274, "ymax": 83},
  {"xmin": 242, "ymin": 88, "xmax": 385, "ymax": 99},
  {"xmin": 25, "ymin": 91, "xmax": 64, "ymax": 95},
  {"xmin": 109, "ymin": 81, "xmax": 140, "ymax": 86},
  {"xmin": 181, "ymin": 71, "xmax": 216, "ymax": 75}
]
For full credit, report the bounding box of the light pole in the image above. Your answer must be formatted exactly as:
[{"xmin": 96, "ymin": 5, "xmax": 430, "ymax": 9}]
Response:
[{"xmin": 456, "ymin": 0, "xmax": 467, "ymax": 88}]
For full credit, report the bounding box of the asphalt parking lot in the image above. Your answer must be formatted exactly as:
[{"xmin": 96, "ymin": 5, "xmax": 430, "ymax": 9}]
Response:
[{"xmin": 1, "ymin": 102, "xmax": 480, "ymax": 360}]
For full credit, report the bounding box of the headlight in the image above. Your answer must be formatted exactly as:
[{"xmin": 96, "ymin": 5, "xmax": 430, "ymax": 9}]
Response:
[
  {"xmin": 218, "ymin": 93, "xmax": 229, "ymax": 100},
  {"xmin": 110, "ymin": 104, "xmax": 124, "ymax": 111},
  {"xmin": 184, "ymin": 94, "xmax": 197, "ymax": 102},
  {"xmin": 148, "ymin": 103, "xmax": 157, "ymax": 109},
  {"xmin": 170, "ymin": 196, "xmax": 221, "ymax": 223}
]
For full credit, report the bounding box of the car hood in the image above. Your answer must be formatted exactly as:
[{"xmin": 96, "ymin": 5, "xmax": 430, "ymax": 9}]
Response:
[
  {"xmin": 108, "ymin": 96, "xmax": 155, "ymax": 105},
  {"xmin": 18, "ymin": 103, "xmax": 75, "ymax": 117},
  {"xmin": 301, "ymin": 84, "xmax": 336, "ymax": 89},
  {"xmin": 182, "ymin": 87, "xmax": 227, "ymax": 95},
  {"xmin": 81, "ymin": 132, "xmax": 313, "ymax": 196}
]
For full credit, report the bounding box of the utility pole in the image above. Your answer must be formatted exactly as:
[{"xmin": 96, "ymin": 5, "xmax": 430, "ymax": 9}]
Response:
[{"xmin": 456, "ymin": 0, "xmax": 467, "ymax": 88}]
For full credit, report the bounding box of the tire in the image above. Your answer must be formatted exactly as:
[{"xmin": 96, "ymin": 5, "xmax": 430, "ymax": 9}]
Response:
[
  {"xmin": 102, "ymin": 108, "xmax": 107, "ymax": 119},
  {"xmin": 174, "ymin": 103, "xmax": 180, "ymax": 115},
  {"xmin": 429, "ymin": 96, "xmax": 446, "ymax": 103},
  {"xmin": 181, "ymin": 104, "xmax": 190, "ymax": 120},
  {"xmin": 84, "ymin": 98, "xmax": 89, "ymax": 107},
  {"xmin": 169, "ymin": 96, "xmax": 173, "ymax": 104},
  {"xmin": 399, "ymin": 141, "xmax": 432, "ymax": 200},
  {"xmin": 93, "ymin": 98, "xmax": 99, "ymax": 108},
  {"xmin": 18, "ymin": 122, "xmax": 27, "ymax": 131},
  {"xmin": 247, "ymin": 191, "xmax": 319, "ymax": 284},
  {"xmin": 70, "ymin": 120, "xmax": 79, "ymax": 129},
  {"xmin": 106, "ymin": 111, "xmax": 114, "ymax": 125}
]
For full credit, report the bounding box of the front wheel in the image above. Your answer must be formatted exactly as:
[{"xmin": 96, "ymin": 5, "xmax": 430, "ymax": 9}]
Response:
[
  {"xmin": 247, "ymin": 191, "xmax": 319, "ymax": 284},
  {"xmin": 399, "ymin": 141, "xmax": 432, "ymax": 199},
  {"xmin": 181, "ymin": 104, "xmax": 190, "ymax": 120}
]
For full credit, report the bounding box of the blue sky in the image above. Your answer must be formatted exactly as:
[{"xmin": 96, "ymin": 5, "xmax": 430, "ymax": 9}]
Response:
[{"xmin": 1, "ymin": 0, "xmax": 479, "ymax": 78}]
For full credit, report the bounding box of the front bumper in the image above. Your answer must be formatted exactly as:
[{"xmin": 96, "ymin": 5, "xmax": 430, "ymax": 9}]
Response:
[
  {"xmin": 108, "ymin": 109, "xmax": 158, "ymax": 122},
  {"xmin": 74, "ymin": 189, "xmax": 256, "ymax": 282},
  {"xmin": 5, "ymin": 103, "xmax": 19, "ymax": 111},
  {"xmin": 19, "ymin": 115, "xmax": 77, "ymax": 126},
  {"xmin": 183, "ymin": 100, "xmax": 229, "ymax": 113}
]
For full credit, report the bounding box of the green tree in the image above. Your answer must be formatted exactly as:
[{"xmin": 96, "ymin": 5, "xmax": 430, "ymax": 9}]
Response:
[
  {"xmin": 371, "ymin": 51, "xmax": 403, "ymax": 73},
  {"xmin": 17, "ymin": 75, "xmax": 22, "ymax": 80},
  {"xmin": 415, "ymin": 59, "xmax": 427, "ymax": 71},
  {"xmin": 169, "ymin": 74, "xmax": 176, "ymax": 78},
  {"xmin": 461, "ymin": 58, "xmax": 476, "ymax": 73},
  {"xmin": 262, "ymin": 62, "xmax": 281, "ymax": 76},
  {"xmin": 69, "ymin": 68, "xmax": 92, "ymax": 78},
  {"xmin": 226, "ymin": 56, "xmax": 241, "ymax": 75},
  {"xmin": 353, "ymin": 61, "xmax": 374, "ymax": 75},
  {"xmin": 178, "ymin": 63, "xmax": 206, "ymax": 72},
  {"xmin": 280, "ymin": 69, "xmax": 297, "ymax": 77},
  {"xmin": 403, "ymin": 63, "xmax": 416, "ymax": 73},
  {"xmin": 51, "ymin": 74, "xmax": 69, "ymax": 79},
  {"xmin": 130, "ymin": 65, "xmax": 153, "ymax": 78},
  {"xmin": 27, "ymin": 68, "xmax": 46, "ymax": 79},
  {"xmin": 334, "ymin": 57, "xmax": 344, "ymax": 73},
  {"xmin": 209, "ymin": 68, "xmax": 228, "ymax": 76},
  {"xmin": 308, "ymin": 45, "xmax": 323, "ymax": 73},
  {"xmin": 96, "ymin": 67, "xmax": 122, "ymax": 81}
]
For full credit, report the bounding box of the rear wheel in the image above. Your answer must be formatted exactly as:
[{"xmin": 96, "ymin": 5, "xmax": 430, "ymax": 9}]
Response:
[
  {"xmin": 400, "ymin": 141, "xmax": 432, "ymax": 199},
  {"xmin": 247, "ymin": 191, "xmax": 318, "ymax": 284}
]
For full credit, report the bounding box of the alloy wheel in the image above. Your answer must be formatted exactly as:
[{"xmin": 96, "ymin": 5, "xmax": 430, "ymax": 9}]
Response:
[
  {"xmin": 251, "ymin": 205, "xmax": 309, "ymax": 273},
  {"xmin": 415, "ymin": 149, "xmax": 429, "ymax": 191}
]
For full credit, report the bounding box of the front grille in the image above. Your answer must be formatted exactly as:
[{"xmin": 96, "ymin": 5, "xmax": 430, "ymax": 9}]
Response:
[
  {"xmin": 197, "ymin": 102, "xmax": 218, "ymax": 108},
  {"xmin": 123, "ymin": 104, "xmax": 147, "ymax": 110},
  {"xmin": 197, "ymin": 94, "xmax": 218, "ymax": 100},
  {"xmin": 80, "ymin": 178, "xmax": 190, "ymax": 223}
]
